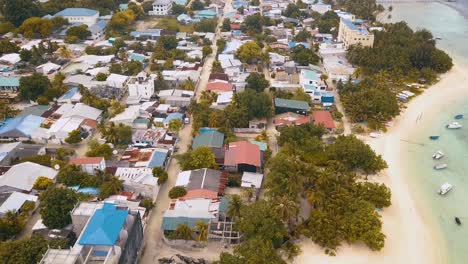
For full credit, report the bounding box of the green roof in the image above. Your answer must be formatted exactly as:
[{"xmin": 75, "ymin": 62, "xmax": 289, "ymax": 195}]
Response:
[
  {"xmin": 133, "ymin": 117, "xmax": 149, "ymax": 124},
  {"xmin": 249, "ymin": 140, "xmax": 267, "ymax": 151},
  {"xmin": 0, "ymin": 77, "xmax": 19, "ymax": 87},
  {"xmin": 19, "ymin": 105, "xmax": 50, "ymax": 117},
  {"xmin": 303, "ymin": 69, "xmax": 319, "ymax": 80},
  {"xmin": 161, "ymin": 217, "xmax": 210, "ymax": 231},
  {"xmin": 192, "ymin": 131, "xmax": 224, "ymax": 149},
  {"xmin": 218, "ymin": 197, "xmax": 229, "ymax": 214},
  {"xmin": 274, "ymin": 98, "xmax": 310, "ymax": 111}
]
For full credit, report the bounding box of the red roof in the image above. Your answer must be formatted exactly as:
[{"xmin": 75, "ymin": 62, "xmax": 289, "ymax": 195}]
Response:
[
  {"xmin": 70, "ymin": 157, "xmax": 104, "ymax": 165},
  {"xmin": 312, "ymin": 111, "xmax": 335, "ymax": 129},
  {"xmin": 230, "ymin": 23, "xmax": 241, "ymax": 30},
  {"xmin": 224, "ymin": 141, "xmax": 261, "ymax": 167},
  {"xmin": 181, "ymin": 189, "xmax": 218, "ymax": 199},
  {"xmin": 206, "ymin": 81, "xmax": 233, "ymax": 92}
]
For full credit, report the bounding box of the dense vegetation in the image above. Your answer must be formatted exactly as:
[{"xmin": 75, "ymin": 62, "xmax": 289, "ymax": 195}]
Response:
[
  {"xmin": 217, "ymin": 124, "xmax": 391, "ymax": 262},
  {"xmin": 341, "ymin": 22, "xmax": 452, "ymax": 127},
  {"xmin": 347, "ymin": 22, "xmax": 453, "ymax": 80}
]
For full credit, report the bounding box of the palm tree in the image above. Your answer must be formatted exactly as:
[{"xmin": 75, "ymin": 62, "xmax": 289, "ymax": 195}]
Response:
[
  {"xmin": 194, "ymin": 221, "xmax": 208, "ymax": 242},
  {"xmin": 174, "ymin": 224, "xmax": 193, "ymax": 240},
  {"xmin": 226, "ymin": 194, "xmax": 243, "ymax": 220},
  {"xmin": 58, "ymin": 46, "xmax": 72, "ymax": 58},
  {"xmin": 242, "ymin": 188, "xmax": 254, "ymax": 202},
  {"xmin": 273, "ymin": 196, "xmax": 299, "ymax": 228},
  {"xmin": 181, "ymin": 77, "xmax": 196, "ymax": 91}
]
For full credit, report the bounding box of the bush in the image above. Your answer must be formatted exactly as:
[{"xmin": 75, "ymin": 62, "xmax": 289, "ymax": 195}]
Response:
[
  {"xmin": 168, "ymin": 186, "xmax": 187, "ymax": 199},
  {"xmin": 227, "ymin": 174, "xmax": 241, "ymax": 187},
  {"xmin": 33, "ymin": 176, "xmax": 54, "ymax": 190},
  {"xmin": 140, "ymin": 198, "xmax": 154, "ymax": 211},
  {"xmin": 20, "ymin": 200, "xmax": 36, "ymax": 212}
]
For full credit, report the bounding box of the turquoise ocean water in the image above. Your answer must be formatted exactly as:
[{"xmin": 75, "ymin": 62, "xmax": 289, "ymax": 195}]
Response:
[{"xmin": 384, "ymin": 2, "xmax": 468, "ymax": 263}]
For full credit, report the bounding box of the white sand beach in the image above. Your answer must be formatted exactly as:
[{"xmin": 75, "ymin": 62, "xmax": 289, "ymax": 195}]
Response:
[{"xmin": 296, "ymin": 62, "xmax": 468, "ymax": 264}]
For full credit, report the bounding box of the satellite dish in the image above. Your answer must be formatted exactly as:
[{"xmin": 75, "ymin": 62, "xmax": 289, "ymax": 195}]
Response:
[
  {"xmin": 54, "ymin": 164, "xmax": 60, "ymax": 170},
  {"xmin": 112, "ymin": 150, "xmax": 118, "ymax": 155}
]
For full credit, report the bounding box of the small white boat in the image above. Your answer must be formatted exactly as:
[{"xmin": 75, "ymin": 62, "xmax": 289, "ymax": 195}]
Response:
[
  {"xmin": 369, "ymin": 132, "xmax": 380, "ymax": 138},
  {"xmin": 438, "ymin": 182, "xmax": 453, "ymax": 195},
  {"xmin": 434, "ymin": 164, "xmax": 448, "ymax": 170},
  {"xmin": 432, "ymin": 151, "xmax": 444, "ymax": 160},
  {"xmin": 447, "ymin": 122, "xmax": 462, "ymax": 129}
]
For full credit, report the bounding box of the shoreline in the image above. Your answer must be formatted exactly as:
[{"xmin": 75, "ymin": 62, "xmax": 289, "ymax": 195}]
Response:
[
  {"xmin": 296, "ymin": 60, "xmax": 468, "ymax": 264},
  {"xmin": 296, "ymin": 5, "xmax": 468, "ymax": 263}
]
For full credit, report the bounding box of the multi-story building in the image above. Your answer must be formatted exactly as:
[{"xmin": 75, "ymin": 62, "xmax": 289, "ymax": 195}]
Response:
[
  {"xmin": 338, "ymin": 18, "xmax": 374, "ymax": 48},
  {"xmin": 40, "ymin": 202, "xmax": 144, "ymax": 264},
  {"xmin": 54, "ymin": 8, "xmax": 99, "ymax": 27},
  {"xmin": 149, "ymin": 0, "xmax": 173, "ymax": 16},
  {"xmin": 127, "ymin": 72, "xmax": 155, "ymax": 101}
]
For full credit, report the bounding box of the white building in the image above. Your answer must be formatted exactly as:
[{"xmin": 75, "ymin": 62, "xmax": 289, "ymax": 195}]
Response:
[
  {"xmin": 54, "ymin": 8, "xmax": 100, "ymax": 27},
  {"xmin": 127, "ymin": 72, "xmax": 155, "ymax": 101},
  {"xmin": 69, "ymin": 157, "xmax": 106, "ymax": 175},
  {"xmin": 114, "ymin": 167, "xmax": 159, "ymax": 198},
  {"xmin": 149, "ymin": 0, "xmax": 173, "ymax": 16},
  {"xmin": 309, "ymin": 3, "xmax": 332, "ymax": 14},
  {"xmin": 106, "ymin": 73, "xmax": 129, "ymax": 89},
  {"xmin": 0, "ymin": 162, "xmax": 57, "ymax": 193}
]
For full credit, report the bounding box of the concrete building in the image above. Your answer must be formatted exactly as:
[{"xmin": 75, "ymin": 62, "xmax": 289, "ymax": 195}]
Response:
[
  {"xmin": 127, "ymin": 72, "xmax": 155, "ymax": 101},
  {"xmin": 0, "ymin": 162, "xmax": 57, "ymax": 193},
  {"xmin": 69, "ymin": 157, "xmax": 106, "ymax": 175},
  {"xmin": 150, "ymin": 0, "xmax": 173, "ymax": 16},
  {"xmin": 40, "ymin": 202, "xmax": 144, "ymax": 264},
  {"xmin": 54, "ymin": 8, "xmax": 100, "ymax": 27},
  {"xmin": 338, "ymin": 18, "xmax": 374, "ymax": 48},
  {"xmin": 114, "ymin": 167, "xmax": 159, "ymax": 198}
]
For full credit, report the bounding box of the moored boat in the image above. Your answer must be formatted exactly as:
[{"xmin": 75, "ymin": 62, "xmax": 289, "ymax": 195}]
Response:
[
  {"xmin": 455, "ymin": 217, "xmax": 462, "ymax": 225},
  {"xmin": 447, "ymin": 122, "xmax": 462, "ymax": 129},
  {"xmin": 432, "ymin": 150, "xmax": 444, "ymax": 160},
  {"xmin": 438, "ymin": 182, "xmax": 453, "ymax": 195},
  {"xmin": 434, "ymin": 164, "xmax": 448, "ymax": 170},
  {"xmin": 455, "ymin": 114, "xmax": 464, "ymax": 120},
  {"xmin": 429, "ymin": 135, "xmax": 440, "ymax": 140}
]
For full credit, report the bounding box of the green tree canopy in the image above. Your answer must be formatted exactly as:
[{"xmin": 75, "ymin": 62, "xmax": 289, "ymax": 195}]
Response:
[
  {"xmin": 168, "ymin": 186, "xmax": 187, "ymax": 199},
  {"xmin": 0, "ymin": 0, "xmax": 40, "ymax": 26},
  {"xmin": 39, "ymin": 186, "xmax": 77, "ymax": 229},
  {"xmin": 19, "ymin": 17, "xmax": 53, "ymax": 39},
  {"xmin": 236, "ymin": 41, "xmax": 263, "ymax": 64},
  {"xmin": 19, "ymin": 72, "xmax": 51, "ymax": 101},
  {"xmin": 85, "ymin": 140, "xmax": 113, "ymax": 160},
  {"xmin": 33, "ymin": 176, "xmax": 54, "ymax": 190},
  {"xmin": 245, "ymin": 73, "xmax": 270, "ymax": 92},
  {"xmin": 66, "ymin": 24, "xmax": 91, "ymax": 40},
  {"xmin": 326, "ymin": 135, "xmax": 387, "ymax": 174},
  {"xmin": 290, "ymin": 44, "xmax": 320, "ymax": 66},
  {"xmin": 65, "ymin": 129, "xmax": 82, "ymax": 144}
]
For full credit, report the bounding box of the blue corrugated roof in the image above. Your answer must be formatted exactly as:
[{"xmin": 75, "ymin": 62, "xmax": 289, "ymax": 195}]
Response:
[
  {"xmin": 164, "ymin": 113, "xmax": 183, "ymax": 124},
  {"xmin": 89, "ymin": 20, "xmax": 108, "ymax": 34},
  {"xmin": 79, "ymin": 203, "xmax": 128, "ymax": 246},
  {"xmin": 249, "ymin": 140, "xmax": 267, "ymax": 151},
  {"xmin": 55, "ymin": 8, "xmax": 99, "ymax": 17},
  {"xmin": 0, "ymin": 115, "xmax": 45, "ymax": 138},
  {"xmin": 129, "ymin": 53, "xmax": 146, "ymax": 62},
  {"xmin": 59, "ymin": 87, "xmax": 79, "ymax": 100},
  {"xmin": 0, "ymin": 76, "xmax": 19, "ymax": 87},
  {"xmin": 148, "ymin": 150, "xmax": 168, "ymax": 168}
]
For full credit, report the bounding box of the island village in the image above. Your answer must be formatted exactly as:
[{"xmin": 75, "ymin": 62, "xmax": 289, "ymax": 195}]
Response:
[{"xmin": 0, "ymin": 0, "xmax": 454, "ymax": 263}]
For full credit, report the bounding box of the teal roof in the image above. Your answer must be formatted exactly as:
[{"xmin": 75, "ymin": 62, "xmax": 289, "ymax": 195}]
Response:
[
  {"xmin": 129, "ymin": 53, "xmax": 146, "ymax": 62},
  {"xmin": 19, "ymin": 105, "xmax": 50, "ymax": 117},
  {"xmin": 119, "ymin": 4, "xmax": 129, "ymax": 10},
  {"xmin": 0, "ymin": 76, "xmax": 19, "ymax": 87},
  {"xmin": 174, "ymin": 0, "xmax": 188, "ymax": 5},
  {"xmin": 133, "ymin": 117, "xmax": 149, "ymax": 124},
  {"xmin": 194, "ymin": 10, "xmax": 217, "ymax": 18},
  {"xmin": 218, "ymin": 197, "xmax": 229, "ymax": 214},
  {"xmin": 275, "ymin": 98, "xmax": 310, "ymax": 111},
  {"xmin": 249, "ymin": 140, "xmax": 267, "ymax": 151},
  {"xmin": 55, "ymin": 8, "xmax": 98, "ymax": 17},
  {"xmin": 161, "ymin": 217, "xmax": 210, "ymax": 231},
  {"xmin": 192, "ymin": 131, "xmax": 224, "ymax": 149},
  {"xmin": 79, "ymin": 203, "xmax": 128, "ymax": 246},
  {"xmin": 303, "ymin": 70, "xmax": 319, "ymax": 81}
]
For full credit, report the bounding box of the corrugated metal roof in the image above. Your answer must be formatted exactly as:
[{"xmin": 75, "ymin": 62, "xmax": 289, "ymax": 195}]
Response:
[
  {"xmin": 275, "ymin": 98, "xmax": 310, "ymax": 111},
  {"xmin": 0, "ymin": 76, "xmax": 19, "ymax": 87},
  {"xmin": 79, "ymin": 203, "xmax": 128, "ymax": 246},
  {"xmin": 0, "ymin": 115, "xmax": 45, "ymax": 138},
  {"xmin": 192, "ymin": 131, "xmax": 224, "ymax": 149},
  {"xmin": 148, "ymin": 149, "xmax": 168, "ymax": 168},
  {"xmin": 55, "ymin": 8, "xmax": 98, "ymax": 17}
]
